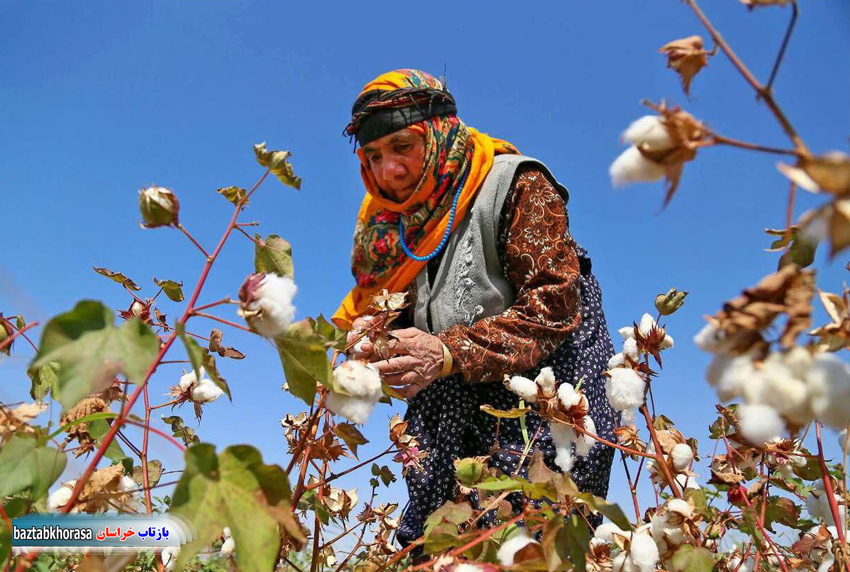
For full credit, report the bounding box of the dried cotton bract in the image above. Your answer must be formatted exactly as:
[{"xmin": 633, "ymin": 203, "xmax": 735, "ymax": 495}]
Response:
[
  {"xmin": 326, "ymin": 360, "xmax": 383, "ymax": 424},
  {"xmin": 238, "ymin": 272, "xmax": 297, "ymax": 338}
]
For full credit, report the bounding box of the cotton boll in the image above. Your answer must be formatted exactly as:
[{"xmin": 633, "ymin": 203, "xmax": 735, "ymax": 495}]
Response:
[
  {"xmin": 606, "ymin": 368, "xmax": 646, "ymax": 411},
  {"xmin": 612, "ymin": 552, "xmax": 640, "ymax": 572},
  {"xmin": 608, "ymin": 353, "xmax": 626, "ymax": 369},
  {"xmin": 610, "ymin": 146, "xmax": 666, "ymax": 187},
  {"xmin": 554, "ymin": 445, "xmax": 575, "ymax": 472},
  {"xmin": 623, "ymin": 338, "xmax": 640, "ymax": 362},
  {"xmin": 693, "ymin": 323, "xmax": 723, "ymax": 353},
  {"xmin": 558, "ymin": 383, "xmax": 583, "ymax": 409},
  {"xmin": 221, "ymin": 536, "xmax": 235, "ymax": 555},
  {"xmin": 47, "ymin": 485, "xmax": 74, "ymax": 512},
  {"xmin": 179, "ymin": 368, "xmax": 206, "ymax": 392},
  {"xmin": 659, "ymin": 333, "xmax": 674, "ymax": 350},
  {"xmin": 783, "ymin": 346, "xmax": 814, "ymax": 379},
  {"xmin": 629, "ymin": 531, "xmax": 660, "ymax": 572},
  {"xmin": 707, "ymin": 354, "xmax": 760, "ymax": 403},
  {"xmin": 575, "ymin": 417, "xmax": 597, "ymax": 457},
  {"xmin": 621, "ymin": 408, "xmax": 638, "ymax": 427},
  {"xmin": 675, "ymin": 473, "xmax": 700, "ymax": 491},
  {"xmin": 594, "ymin": 522, "xmax": 627, "ymax": 542},
  {"xmin": 666, "ymin": 499, "xmax": 693, "ymax": 519},
  {"xmin": 619, "ymin": 326, "xmax": 636, "ymax": 340},
  {"xmin": 550, "ymin": 423, "xmax": 576, "ymax": 450},
  {"xmin": 497, "ymin": 533, "xmax": 539, "ymax": 567},
  {"xmin": 535, "ymin": 367, "xmax": 557, "ymax": 395},
  {"xmin": 326, "ymin": 361, "xmax": 383, "ymax": 424},
  {"xmin": 454, "ymin": 564, "xmax": 484, "ymax": 572},
  {"xmin": 239, "ymin": 273, "xmax": 297, "ymax": 338},
  {"xmin": 623, "ymin": 116, "xmax": 674, "ymax": 152},
  {"xmin": 760, "ymin": 353, "xmax": 812, "ymax": 424},
  {"xmin": 671, "ymin": 443, "xmax": 694, "ymax": 471},
  {"xmin": 190, "ymin": 377, "xmax": 224, "ymax": 404},
  {"xmin": 638, "ymin": 314, "xmax": 656, "ymax": 337},
  {"xmin": 806, "ymin": 353, "xmax": 850, "ymax": 429},
  {"xmin": 508, "ymin": 375, "xmax": 538, "ymax": 403},
  {"xmin": 738, "ymin": 404, "xmax": 785, "ymax": 446},
  {"xmin": 728, "ymin": 555, "xmax": 754, "ymax": 572}
]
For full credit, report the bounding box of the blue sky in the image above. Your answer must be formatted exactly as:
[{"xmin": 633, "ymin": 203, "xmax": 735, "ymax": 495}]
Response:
[{"xmin": 1, "ymin": 0, "xmax": 848, "ymax": 528}]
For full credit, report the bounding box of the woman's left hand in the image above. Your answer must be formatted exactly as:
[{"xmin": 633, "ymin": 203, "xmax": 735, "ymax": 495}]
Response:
[{"xmin": 367, "ymin": 327, "xmax": 445, "ymax": 399}]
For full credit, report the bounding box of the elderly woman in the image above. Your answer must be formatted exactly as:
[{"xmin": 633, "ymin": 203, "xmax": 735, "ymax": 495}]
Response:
[{"xmin": 332, "ymin": 69, "xmax": 618, "ymax": 546}]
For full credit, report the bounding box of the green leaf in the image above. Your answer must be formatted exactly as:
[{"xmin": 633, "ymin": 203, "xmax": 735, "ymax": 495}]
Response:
[
  {"xmin": 92, "ymin": 267, "xmax": 141, "ymax": 290},
  {"xmin": 88, "ymin": 418, "xmax": 130, "ymax": 464},
  {"xmin": 217, "ymin": 186, "xmax": 247, "ymax": 205},
  {"xmin": 765, "ymin": 227, "xmax": 817, "ymax": 270},
  {"xmin": 479, "ymin": 404, "xmax": 530, "ymax": 419},
  {"xmin": 169, "ymin": 444, "xmax": 305, "ymax": 572},
  {"xmin": 475, "ymin": 476, "xmax": 526, "ymax": 492},
  {"xmin": 162, "ymin": 415, "xmax": 200, "ymax": 447},
  {"xmin": 312, "ymin": 314, "xmax": 346, "ymax": 351},
  {"xmin": 671, "ymin": 545, "xmax": 714, "ymax": 572},
  {"xmin": 763, "ymin": 495, "xmax": 801, "ymax": 532},
  {"xmin": 254, "ymin": 234, "xmax": 294, "ymax": 279},
  {"xmin": 562, "ymin": 515, "xmax": 590, "ymax": 572},
  {"xmin": 153, "ymin": 278, "xmax": 185, "ymax": 302},
  {"xmin": 424, "ymin": 501, "xmax": 473, "ymax": 537},
  {"xmin": 31, "ymin": 301, "xmax": 159, "ymax": 410},
  {"xmin": 48, "ymin": 411, "xmax": 119, "ymax": 440},
  {"xmin": 370, "ymin": 464, "xmax": 396, "ymax": 487},
  {"xmin": 0, "ymin": 435, "xmax": 66, "ymax": 500},
  {"xmin": 274, "ymin": 319, "xmax": 329, "ymax": 406},
  {"xmin": 28, "ymin": 361, "xmax": 59, "ymax": 401},
  {"xmin": 253, "ymin": 142, "xmax": 302, "ymax": 190},
  {"xmin": 332, "ymin": 423, "xmax": 368, "ymax": 458}
]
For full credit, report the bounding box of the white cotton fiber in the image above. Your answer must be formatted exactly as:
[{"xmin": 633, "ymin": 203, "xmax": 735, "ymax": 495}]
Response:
[
  {"xmin": 554, "ymin": 446, "xmax": 575, "ymax": 472},
  {"xmin": 508, "ymin": 375, "xmax": 539, "ymax": 403},
  {"xmin": 558, "ymin": 382, "xmax": 583, "ymax": 409},
  {"xmin": 805, "ymin": 353, "xmax": 850, "ymax": 429},
  {"xmin": 623, "ymin": 338, "xmax": 640, "ymax": 362},
  {"xmin": 610, "ymin": 146, "xmax": 666, "ymax": 187},
  {"xmin": 608, "ymin": 352, "xmax": 626, "ymax": 369},
  {"xmin": 326, "ymin": 361, "xmax": 383, "ymax": 424},
  {"xmin": 575, "ymin": 417, "xmax": 596, "ymax": 457},
  {"xmin": 738, "ymin": 403, "xmax": 784, "ymax": 446},
  {"xmin": 605, "ymin": 368, "xmax": 646, "ymax": 411},
  {"xmin": 670, "ymin": 443, "xmax": 693, "ymax": 471},
  {"xmin": 623, "ymin": 116, "xmax": 674, "ymax": 151},
  {"xmin": 594, "ymin": 522, "xmax": 626, "ymax": 542},
  {"xmin": 535, "ymin": 367, "xmax": 557, "ymax": 395},
  {"xmin": 628, "ymin": 530, "xmax": 660, "ymax": 572},
  {"xmin": 497, "ymin": 533, "xmax": 539, "ymax": 567}
]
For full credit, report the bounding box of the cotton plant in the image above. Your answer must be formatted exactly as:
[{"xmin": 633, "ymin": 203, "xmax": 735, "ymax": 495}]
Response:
[{"xmin": 506, "ymin": 366, "xmax": 598, "ymax": 471}]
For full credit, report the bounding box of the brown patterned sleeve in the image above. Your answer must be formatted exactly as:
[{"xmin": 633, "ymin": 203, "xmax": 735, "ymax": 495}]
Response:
[{"xmin": 437, "ymin": 166, "xmax": 582, "ymax": 384}]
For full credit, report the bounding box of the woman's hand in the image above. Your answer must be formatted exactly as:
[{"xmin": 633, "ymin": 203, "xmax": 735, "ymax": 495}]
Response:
[
  {"xmin": 368, "ymin": 328, "xmax": 446, "ymax": 399},
  {"xmin": 345, "ymin": 316, "xmax": 375, "ymax": 361}
]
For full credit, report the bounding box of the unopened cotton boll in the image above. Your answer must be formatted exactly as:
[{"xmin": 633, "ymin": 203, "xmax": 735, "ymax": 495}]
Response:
[
  {"xmin": 555, "ymin": 445, "xmax": 574, "ymax": 472},
  {"xmin": 508, "ymin": 375, "xmax": 538, "ymax": 403},
  {"xmin": 325, "ymin": 360, "xmax": 383, "ymax": 425},
  {"xmin": 238, "ymin": 273, "xmax": 297, "ymax": 338},
  {"xmin": 623, "ymin": 116, "xmax": 674, "ymax": 152},
  {"xmin": 575, "ymin": 417, "xmax": 597, "ymax": 457},
  {"xmin": 628, "ymin": 531, "xmax": 660, "ymax": 572},
  {"xmin": 805, "ymin": 353, "xmax": 850, "ymax": 429},
  {"xmin": 671, "ymin": 443, "xmax": 694, "ymax": 471},
  {"xmin": 535, "ymin": 367, "xmax": 557, "ymax": 395},
  {"xmin": 497, "ymin": 533, "xmax": 539, "ymax": 567},
  {"xmin": 610, "ymin": 146, "xmax": 666, "ymax": 187},
  {"xmin": 738, "ymin": 404, "xmax": 785, "ymax": 446},
  {"xmin": 606, "ymin": 368, "xmax": 646, "ymax": 411},
  {"xmin": 623, "ymin": 338, "xmax": 640, "ymax": 362},
  {"xmin": 594, "ymin": 522, "xmax": 627, "ymax": 542}
]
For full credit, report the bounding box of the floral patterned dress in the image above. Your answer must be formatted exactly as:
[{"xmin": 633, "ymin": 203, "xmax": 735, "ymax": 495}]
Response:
[{"xmin": 395, "ymin": 165, "xmax": 619, "ymax": 546}]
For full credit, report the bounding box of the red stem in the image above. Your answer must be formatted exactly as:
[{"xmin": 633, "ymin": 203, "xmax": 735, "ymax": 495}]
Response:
[
  {"xmin": 815, "ymin": 424, "xmax": 848, "ymax": 551},
  {"xmin": 0, "ymin": 321, "xmax": 38, "ymax": 353},
  {"xmin": 191, "ymin": 311, "xmax": 254, "ymax": 334}
]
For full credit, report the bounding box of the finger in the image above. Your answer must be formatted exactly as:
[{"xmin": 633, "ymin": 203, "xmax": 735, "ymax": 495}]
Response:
[
  {"xmin": 373, "ymin": 356, "xmax": 420, "ymax": 375},
  {"xmin": 390, "ymin": 327, "xmax": 423, "ymax": 339},
  {"xmin": 397, "ymin": 380, "xmax": 426, "ymax": 400},
  {"xmin": 381, "ymin": 371, "xmax": 422, "ymax": 387}
]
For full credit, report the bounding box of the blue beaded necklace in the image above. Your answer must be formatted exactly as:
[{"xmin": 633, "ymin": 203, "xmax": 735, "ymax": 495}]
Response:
[{"xmin": 398, "ymin": 167, "xmax": 470, "ymax": 261}]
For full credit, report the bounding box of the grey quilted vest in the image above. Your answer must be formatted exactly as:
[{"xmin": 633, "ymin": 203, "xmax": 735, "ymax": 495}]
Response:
[{"xmin": 412, "ymin": 154, "xmax": 570, "ymax": 334}]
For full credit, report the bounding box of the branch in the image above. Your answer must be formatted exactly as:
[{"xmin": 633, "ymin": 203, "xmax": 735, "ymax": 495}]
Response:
[
  {"xmin": 764, "ymin": 0, "xmax": 798, "ymax": 95},
  {"xmin": 190, "ymin": 311, "xmax": 254, "ymax": 334},
  {"xmin": 177, "ymin": 223, "xmax": 209, "ymax": 258},
  {"xmin": 0, "ymin": 321, "xmax": 38, "ymax": 353},
  {"xmin": 685, "ymin": 0, "xmax": 810, "ymax": 156}
]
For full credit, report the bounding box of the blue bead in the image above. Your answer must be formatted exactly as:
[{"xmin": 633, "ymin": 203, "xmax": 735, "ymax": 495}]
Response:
[{"xmin": 399, "ymin": 167, "xmax": 469, "ymax": 261}]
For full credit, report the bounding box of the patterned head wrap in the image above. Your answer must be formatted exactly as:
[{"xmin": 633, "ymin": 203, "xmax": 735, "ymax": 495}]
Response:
[{"xmin": 332, "ymin": 69, "xmax": 519, "ymax": 329}]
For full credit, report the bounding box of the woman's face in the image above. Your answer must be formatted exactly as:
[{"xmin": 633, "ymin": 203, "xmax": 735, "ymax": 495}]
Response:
[{"xmin": 362, "ymin": 128, "xmax": 426, "ymax": 203}]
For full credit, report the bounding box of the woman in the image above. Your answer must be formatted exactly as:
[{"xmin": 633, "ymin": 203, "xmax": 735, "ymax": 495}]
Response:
[{"xmin": 332, "ymin": 69, "xmax": 618, "ymax": 546}]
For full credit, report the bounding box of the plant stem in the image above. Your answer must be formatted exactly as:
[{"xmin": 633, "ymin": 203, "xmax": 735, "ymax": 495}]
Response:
[
  {"xmin": 191, "ymin": 311, "xmax": 254, "ymax": 333},
  {"xmin": 709, "ymin": 134, "xmax": 799, "ymax": 156},
  {"xmin": 816, "ymin": 423, "xmax": 849, "ymax": 553},
  {"xmin": 305, "ymin": 446, "xmax": 396, "ymax": 491},
  {"xmin": 685, "ymin": 0, "xmax": 810, "ymax": 156},
  {"xmin": 192, "ymin": 297, "xmax": 235, "ymax": 313},
  {"xmin": 764, "ymin": 0, "xmax": 798, "ymax": 95},
  {"xmin": 141, "ymin": 382, "xmax": 154, "ymax": 514},
  {"xmin": 0, "ymin": 321, "xmax": 38, "ymax": 353},
  {"xmin": 641, "ymin": 405, "xmax": 682, "ymax": 498},
  {"xmin": 1, "ymin": 317, "xmax": 38, "ymax": 352},
  {"xmin": 177, "ymin": 223, "xmax": 209, "ymax": 258},
  {"xmin": 150, "ymin": 398, "xmax": 180, "ymax": 411}
]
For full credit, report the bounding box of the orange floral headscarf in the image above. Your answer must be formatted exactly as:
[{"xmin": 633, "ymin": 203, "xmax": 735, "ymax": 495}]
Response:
[{"xmin": 332, "ymin": 70, "xmax": 518, "ymax": 330}]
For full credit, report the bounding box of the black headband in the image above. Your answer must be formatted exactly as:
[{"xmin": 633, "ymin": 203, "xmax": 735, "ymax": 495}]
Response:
[{"xmin": 345, "ymin": 87, "xmax": 457, "ymax": 146}]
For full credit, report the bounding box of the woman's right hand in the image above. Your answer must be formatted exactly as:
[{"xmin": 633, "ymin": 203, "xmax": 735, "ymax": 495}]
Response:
[{"xmin": 346, "ymin": 315, "xmax": 375, "ymax": 361}]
